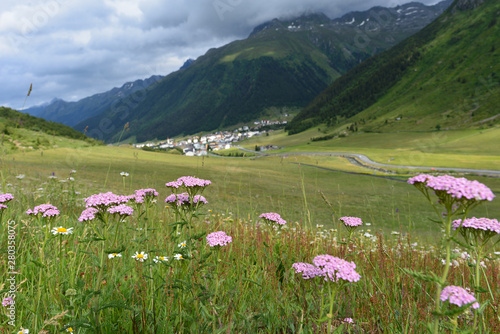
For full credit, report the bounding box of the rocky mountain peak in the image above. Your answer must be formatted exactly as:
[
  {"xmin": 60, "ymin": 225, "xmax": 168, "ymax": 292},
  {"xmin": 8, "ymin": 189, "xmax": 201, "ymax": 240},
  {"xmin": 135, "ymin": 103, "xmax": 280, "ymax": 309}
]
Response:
[{"xmin": 452, "ymin": 0, "xmax": 485, "ymax": 12}]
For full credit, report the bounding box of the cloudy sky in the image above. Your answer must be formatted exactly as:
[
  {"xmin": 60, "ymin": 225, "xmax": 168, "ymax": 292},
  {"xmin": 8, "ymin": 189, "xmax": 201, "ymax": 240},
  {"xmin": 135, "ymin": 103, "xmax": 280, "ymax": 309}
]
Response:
[{"xmin": 0, "ymin": 0, "xmax": 439, "ymax": 109}]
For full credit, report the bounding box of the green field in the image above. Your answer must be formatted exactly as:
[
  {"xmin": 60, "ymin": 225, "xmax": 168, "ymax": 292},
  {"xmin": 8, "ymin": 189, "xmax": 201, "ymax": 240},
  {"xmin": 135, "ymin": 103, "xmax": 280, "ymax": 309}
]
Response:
[
  {"xmin": 2, "ymin": 140, "xmax": 499, "ymax": 241},
  {"xmin": 242, "ymin": 126, "xmax": 500, "ymax": 171},
  {"xmin": 1, "ymin": 130, "xmax": 500, "ymax": 333}
]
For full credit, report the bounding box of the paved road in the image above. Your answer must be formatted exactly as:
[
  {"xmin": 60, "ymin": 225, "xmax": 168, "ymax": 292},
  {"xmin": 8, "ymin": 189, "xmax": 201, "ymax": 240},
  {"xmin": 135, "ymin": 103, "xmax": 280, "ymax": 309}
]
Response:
[{"xmin": 233, "ymin": 146, "xmax": 500, "ymax": 176}]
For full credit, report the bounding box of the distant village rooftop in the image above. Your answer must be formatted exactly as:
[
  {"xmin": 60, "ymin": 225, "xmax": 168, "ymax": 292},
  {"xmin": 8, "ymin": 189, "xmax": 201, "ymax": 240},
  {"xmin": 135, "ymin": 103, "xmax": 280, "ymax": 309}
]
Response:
[{"xmin": 133, "ymin": 120, "xmax": 287, "ymax": 156}]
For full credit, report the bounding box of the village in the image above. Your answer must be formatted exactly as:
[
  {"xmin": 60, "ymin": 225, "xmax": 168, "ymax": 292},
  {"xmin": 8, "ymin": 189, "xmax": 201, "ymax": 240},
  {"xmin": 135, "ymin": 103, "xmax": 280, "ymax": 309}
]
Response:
[{"xmin": 133, "ymin": 120, "xmax": 287, "ymax": 156}]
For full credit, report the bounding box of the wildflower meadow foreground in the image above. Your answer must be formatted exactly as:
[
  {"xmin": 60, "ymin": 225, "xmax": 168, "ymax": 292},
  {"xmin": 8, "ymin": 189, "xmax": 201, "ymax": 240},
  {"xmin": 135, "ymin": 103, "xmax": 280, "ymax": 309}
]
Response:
[{"xmin": 1, "ymin": 173, "xmax": 499, "ymax": 333}]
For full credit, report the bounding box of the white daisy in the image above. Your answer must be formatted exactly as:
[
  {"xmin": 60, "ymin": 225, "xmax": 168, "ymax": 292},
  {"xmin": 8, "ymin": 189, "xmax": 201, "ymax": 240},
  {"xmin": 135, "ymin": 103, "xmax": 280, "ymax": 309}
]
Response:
[
  {"xmin": 178, "ymin": 241, "xmax": 187, "ymax": 248},
  {"xmin": 174, "ymin": 254, "xmax": 183, "ymax": 260},
  {"xmin": 153, "ymin": 256, "xmax": 169, "ymax": 263},
  {"xmin": 51, "ymin": 227, "xmax": 74, "ymax": 235},
  {"xmin": 132, "ymin": 251, "xmax": 148, "ymax": 262},
  {"xmin": 108, "ymin": 253, "xmax": 122, "ymax": 259}
]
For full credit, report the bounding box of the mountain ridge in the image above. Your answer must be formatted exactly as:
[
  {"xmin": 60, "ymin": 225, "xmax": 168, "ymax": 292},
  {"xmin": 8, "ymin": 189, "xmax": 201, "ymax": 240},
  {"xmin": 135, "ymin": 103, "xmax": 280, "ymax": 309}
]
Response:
[
  {"xmin": 74, "ymin": 0, "xmax": 451, "ymax": 143},
  {"xmin": 25, "ymin": 75, "xmax": 163, "ymax": 127},
  {"xmin": 285, "ymin": 0, "xmax": 499, "ymax": 135}
]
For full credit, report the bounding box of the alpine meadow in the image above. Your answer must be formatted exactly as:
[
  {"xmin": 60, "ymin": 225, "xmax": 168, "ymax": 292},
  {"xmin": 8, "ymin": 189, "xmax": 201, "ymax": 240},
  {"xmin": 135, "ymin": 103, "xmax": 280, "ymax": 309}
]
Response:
[{"xmin": 1, "ymin": 0, "xmax": 500, "ymax": 333}]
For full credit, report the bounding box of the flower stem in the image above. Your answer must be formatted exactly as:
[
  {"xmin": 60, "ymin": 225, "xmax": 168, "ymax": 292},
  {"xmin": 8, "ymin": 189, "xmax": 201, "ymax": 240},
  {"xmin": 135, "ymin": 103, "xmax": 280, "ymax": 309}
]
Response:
[
  {"xmin": 433, "ymin": 213, "xmax": 453, "ymax": 334},
  {"xmin": 213, "ymin": 250, "xmax": 220, "ymax": 332},
  {"xmin": 111, "ymin": 218, "xmax": 121, "ymax": 248},
  {"xmin": 327, "ymin": 284, "xmax": 338, "ymax": 334},
  {"xmin": 58, "ymin": 234, "xmax": 62, "ymax": 288},
  {"xmin": 473, "ymin": 245, "xmax": 483, "ymax": 331},
  {"xmin": 451, "ymin": 314, "xmax": 458, "ymax": 334}
]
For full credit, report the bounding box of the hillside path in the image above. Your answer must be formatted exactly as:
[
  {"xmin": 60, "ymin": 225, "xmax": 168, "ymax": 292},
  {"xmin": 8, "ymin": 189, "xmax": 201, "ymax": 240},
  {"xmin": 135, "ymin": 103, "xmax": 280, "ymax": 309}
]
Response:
[{"xmin": 234, "ymin": 146, "xmax": 500, "ymax": 177}]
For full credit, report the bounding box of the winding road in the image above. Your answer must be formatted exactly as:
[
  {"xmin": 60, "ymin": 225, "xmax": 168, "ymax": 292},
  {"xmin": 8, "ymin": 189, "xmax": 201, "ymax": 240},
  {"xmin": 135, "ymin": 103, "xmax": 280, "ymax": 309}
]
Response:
[{"xmin": 233, "ymin": 146, "xmax": 500, "ymax": 177}]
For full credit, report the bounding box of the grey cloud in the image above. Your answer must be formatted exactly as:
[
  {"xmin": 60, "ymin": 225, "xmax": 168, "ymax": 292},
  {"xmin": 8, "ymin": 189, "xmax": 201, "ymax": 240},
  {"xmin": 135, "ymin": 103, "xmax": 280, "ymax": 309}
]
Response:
[{"xmin": 0, "ymin": 0, "xmax": 440, "ymax": 109}]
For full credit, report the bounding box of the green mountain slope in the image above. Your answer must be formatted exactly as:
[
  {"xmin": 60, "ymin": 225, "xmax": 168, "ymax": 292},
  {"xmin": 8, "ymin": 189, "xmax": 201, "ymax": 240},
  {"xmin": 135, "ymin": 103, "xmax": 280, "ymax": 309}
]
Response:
[
  {"xmin": 0, "ymin": 106, "xmax": 99, "ymax": 153},
  {"xmin": 286, "ymin": 0, "xmax": 499, "ymax": 135},
  {"xmin": 0, "ymin": 107, "xmax": 95, "ymax": 141},
  {"xmin": 75, "ymin": 2, "xmax": 451, "ymax": 142}
]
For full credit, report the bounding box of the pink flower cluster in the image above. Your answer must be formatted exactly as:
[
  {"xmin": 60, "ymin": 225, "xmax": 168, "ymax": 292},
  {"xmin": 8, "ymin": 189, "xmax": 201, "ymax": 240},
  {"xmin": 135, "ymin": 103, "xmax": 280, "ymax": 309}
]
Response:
[
  {"xmin": 0, "ymin": 193, "xmax": 13, "ymax": 211},
  {"xmin": 107, "ymin": 204, "xmax": 134, "ymax": 216},
  {"xmin": 452, "ymin": 217, "xmax": 500, "ymax": 233},
  {"xmin": 313, "ymin": 255, "xmax": 361, "ymax": 283},
  {"xmin": 129, "ymin": 188, "xmax": 159, "ymax": 204},
  {"xmin": 206, "ymin": 231, "xmax": 233, "ymax": 247},
  {"xmin": 259, "ymin": 212, "xmax": 287, "ymax": 225},
  {"xmin": 339, "ymin": 216, "xmax": 363, "ymax": 227},
  {"xmin": 291, "ymin": 262, "xmax": 323, "ymax": 279},
  {"xmin": 165, "ymin": 193, "xmax": 190, "ymax": 206},
  {"xmin": 193, "ymin": 195, "xmax": 208, "ymax": 204},
  {"xmin": 165, "ymin": 176, "xmax": 211, "ymax": 189},
  {"xmin": 408, "ymin": 174, "xmax": 495, "ymax": 202},
  {"xmin": 440, "ymin": 285, "xmax": 479, "ymax": 309},
  {"xmin": 79, "ymin": 207, "xmax": 98, "ymax": 222},
  {"xmin": 26, "ymin": 204, "xmax": 60, "ymax": 218},
  {"xmin": 0, "ymin": 193, "xmax": 14, "ymax": 203},
  {"xmin": 79, "ymin": 192, "xmax": 135, "ymax": 222},
  {"xmin": 84, "ymin": 192, "xmax": 130, "ymax": 209},
  {"xmin": 2, "ymin": 296, "xmax": 13, "ymax": 307},
  {"xmin": 165, "ymin": 193, "xmax": 207, "ymax": 206},
  {"xmin": 293, "ymin": 255, "xmax": 361, "ymax": 283}
]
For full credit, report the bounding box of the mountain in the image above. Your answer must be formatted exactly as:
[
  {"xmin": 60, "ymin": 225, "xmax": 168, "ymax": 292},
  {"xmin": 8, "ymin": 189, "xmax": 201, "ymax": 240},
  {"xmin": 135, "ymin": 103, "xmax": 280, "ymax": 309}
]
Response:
[
  {"xmin": 74, "ymin": 0, "xmax": 452, "ymax": 143},
  {"xmin": 180, "ymin": 59, "xmax": 195, "ymax": 70},
  {"xmin": 285, "ymin": 0, "xmax": 499, "ymax": 134},
  {"xmin": 25, "ymin": 75, "xmax": 163, "ymax": 127},
  {"xmin": 0, "ymin": 106, "xmax": 96, "ymax": 142}
]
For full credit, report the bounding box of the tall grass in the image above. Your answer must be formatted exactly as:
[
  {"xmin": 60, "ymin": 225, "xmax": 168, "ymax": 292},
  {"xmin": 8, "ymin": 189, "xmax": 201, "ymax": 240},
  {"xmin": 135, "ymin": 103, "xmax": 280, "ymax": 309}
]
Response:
[{"xmin": 1, "ymin": 168, "xmax": 499, "ymax": 333}]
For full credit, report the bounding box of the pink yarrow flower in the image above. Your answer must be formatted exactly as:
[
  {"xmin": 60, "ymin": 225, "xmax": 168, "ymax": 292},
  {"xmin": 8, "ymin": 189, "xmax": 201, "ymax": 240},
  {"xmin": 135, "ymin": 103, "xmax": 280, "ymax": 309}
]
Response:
[
  {"xmin": 166, "ymin": 176, "xmax": 211, "ymax": 189},
  {"xmin": 129, "ymin": 188, "xmax": 159, "ymax": 204},
  {"xmin": 292, "ymin": 262, "xmax": 323, "ymax": 279},
  {"xmin": 339, "ymin": 216, "xmax": 363, "ymax": 227},
  {"xmin": 407, "ymin": 174, "xmax": 431, "ymax": 184},
  {"xmin": 313, "ymin": 255, "xmax": 361, "ymax": 283},
  {"xmin": 440, "ymin": 286, "xmax": 479, "ymax": 309},
  {"xmin": 0, "ymin": 204, "xmax": 7, "ymax": 211},
  {"xmin": 165, "ymin": 193, "xmax": 207, "ymax": 206},
  {"xmin": 84, "ymin": 192, "xmax": 129, "ymax": 210},
  {"xmin": 206, "ymin": 231, "xmax": 233, "ymax": 247},
  {"xmin": 0, "ymin": 193, "xmax": 14, "ymax": 203},
  {"xmin": 26, "ymin": 204, "xmax": 60, "ymax": 218},
  {"xmin": 107, "ymin": 204, "xmax": 134, "ymax": 216},
  {"xmin": 193, "ymin": 195, "xmax": 208, "ymax": 204},
  {"xmin": 259, "ymin": 212, "xmax": 287, "ymax": 225},
  {"xmin": 293, "ymin": 255, "xmax": 361, "ymax": 283},
  {"xmin": 408, "ymin": 174, "xmax": 495, "ymax": 202},
  {"xmin": 2, "ymin": 296, "xmax": 13, "ymax": 307},
  {"xmin": 78, "ymin": 207, "xmax": 98, "ymax": 222},
  {"xmin": 452, "ymin": 217, "xmax": 500, "ymax": 233},
  {"xmin": 165, "ymin": 193, "xmax": 190, "ymax": 206}
]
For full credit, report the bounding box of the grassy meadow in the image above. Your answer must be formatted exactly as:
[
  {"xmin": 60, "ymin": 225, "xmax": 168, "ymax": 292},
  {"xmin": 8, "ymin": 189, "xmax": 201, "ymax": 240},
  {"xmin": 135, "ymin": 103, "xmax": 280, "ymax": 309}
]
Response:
[
  {"xmin": 242, "ymin": 126, "xmax": 500, "ymax": 171},
  {"xmin": 2, "ymin": 144, "xmax": 499, "ymax": 238},
  {"xmin": 1, "ymin": 131, "xmax": 499, "ymax": 333}
]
